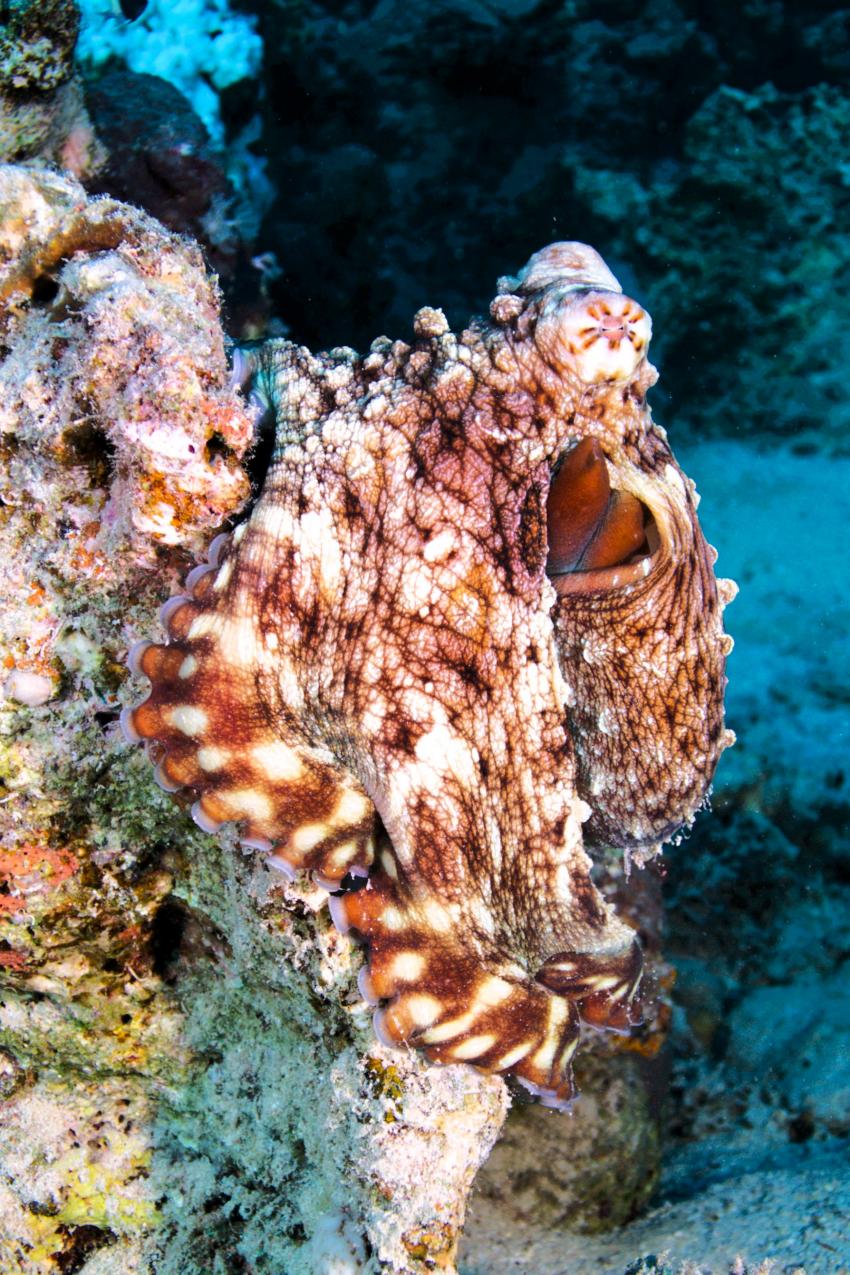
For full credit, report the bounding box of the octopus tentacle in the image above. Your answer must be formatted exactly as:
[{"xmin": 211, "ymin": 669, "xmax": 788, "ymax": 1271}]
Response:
[
  {"xmin": 536, "ymin": 942, "xmax": 644, "ymax": 1032},
  {"xmin": 125, "ymin": 542, "xmax": 376, "ymax": 883},
  {"xmin": 332, "ymin": 867, "xmax": 580, "ymax": 1107}
]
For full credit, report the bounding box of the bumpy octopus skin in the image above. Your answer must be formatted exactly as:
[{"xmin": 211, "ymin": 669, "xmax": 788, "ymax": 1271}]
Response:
[{"xmin": 123, "ymin": 243, "xmax": 735, "ymax": 1107}]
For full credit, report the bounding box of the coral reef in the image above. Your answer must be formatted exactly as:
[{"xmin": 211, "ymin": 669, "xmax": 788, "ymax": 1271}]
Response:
[
  {"xmin": 242, "ymin": 0, "xmax": 850, "ymax": 448},
  {"xmin": 83, "ymin": 66, "xmax": 257, "ymax": 303},
  {"xmin": 0, "ymin": 161, "xmax": 252, "ymax": 1272},
  {"xmin": 0, "ymin": 163, "xmax": 507, "ymax": 1275},
  {"xmin": 0, "ymin": 0, "xmax": 102, "ymax": 177},
  {"xmin": 75, "ymin": 1, "xmax": 274, "ymax": 333},
  {"xmin": 576, "ymin": 82, "xmax": 850, "ymax": 446},
  {"xmin": 76, "ymin": 0, "xmax": 263, "ymax": 148}
]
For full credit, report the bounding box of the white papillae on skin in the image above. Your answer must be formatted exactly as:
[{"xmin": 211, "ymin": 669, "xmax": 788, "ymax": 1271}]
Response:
[{"xmin": 127, "ymin": 242, "xmax": 734, "ymax": 1106}]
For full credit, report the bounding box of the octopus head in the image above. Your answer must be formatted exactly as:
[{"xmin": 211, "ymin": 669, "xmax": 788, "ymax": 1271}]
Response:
[
  {"xmin": 543, "ymin": 290, "xmax": 652, "ymax": 385},
  {"xmin": 503, "ymin": 243, "xmax": 653, "ymax": 386}
]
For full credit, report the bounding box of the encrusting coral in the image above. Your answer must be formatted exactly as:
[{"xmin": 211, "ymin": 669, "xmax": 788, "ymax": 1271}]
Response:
[
  {"xmin": 0, "ymin": 0, "xmax": 103, "ymax": 178},
  {"xmin": 0, "ymin": 162, "xmax": 250, "ymax": 1272}
]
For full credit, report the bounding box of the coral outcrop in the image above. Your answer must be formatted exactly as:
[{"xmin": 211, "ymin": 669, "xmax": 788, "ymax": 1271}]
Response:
[
  {"xmin": 0, "ymin": 164, "xmax": 508, "ymax": 1275},
  {"xmin": 0, "ymin": 162, "xmax": 251, "ymax": 1272},
  {"xmin": 76, "ymin": 0, "xmax": 263, "ymax": 147}
]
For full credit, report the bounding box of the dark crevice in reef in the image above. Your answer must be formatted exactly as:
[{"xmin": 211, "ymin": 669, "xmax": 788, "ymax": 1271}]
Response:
[
  {"xmin": 150, "ymin": 896, "xmax": 234, "ymax": 984},
  {"xmin": 29, "ymin": 273, "xmax": 61, "ymax": 306},
  {"xmin": 54, "ymin": 1224, "xmax": 117, "ymax": 1275},
  {"xmin": 149, "ymin": 897, "xmax": 191, "ymax": 983},
  {"xmin": 61, "ymin": 421, "xmax": 116, "ymax": 487}
]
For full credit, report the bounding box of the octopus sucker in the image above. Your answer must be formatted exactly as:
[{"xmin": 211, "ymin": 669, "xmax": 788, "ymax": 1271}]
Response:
[{"xmin": 124, "ymin": 241, "xmax": 733, "ymax": 1104}]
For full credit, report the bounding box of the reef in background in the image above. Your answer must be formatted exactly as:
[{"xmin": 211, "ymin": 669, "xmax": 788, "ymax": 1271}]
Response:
[
  {"xmin": 238, "ymin": 0, "xmax": 850, "ymax": 450},
  {"xmin": 76, "ymin": 0, "xmax": 274, "ymax": 330}
]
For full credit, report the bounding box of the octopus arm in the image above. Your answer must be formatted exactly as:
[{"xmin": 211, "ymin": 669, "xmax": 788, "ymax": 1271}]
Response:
[
  {"xmin": 123, "ymin": 533, "xmax": 376, "ymax": 885},
  {"xmin": 122, "ymin": 239, "xmax": 734, "ymax": 1110},
  {"xmin": 332, "ymin": 853, "xmax": 584, "ymax": 1109}
]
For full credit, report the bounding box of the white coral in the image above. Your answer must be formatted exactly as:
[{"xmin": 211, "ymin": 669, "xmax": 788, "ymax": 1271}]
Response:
[{"xmin": 77, "ymin": 0, "xmax": 263, "ymax": 144}]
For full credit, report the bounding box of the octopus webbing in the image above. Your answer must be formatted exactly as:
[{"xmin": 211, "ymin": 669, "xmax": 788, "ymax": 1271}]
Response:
[{"xmin": 122, "ymin": 242, "xmax": 735, "ymax": 1107}]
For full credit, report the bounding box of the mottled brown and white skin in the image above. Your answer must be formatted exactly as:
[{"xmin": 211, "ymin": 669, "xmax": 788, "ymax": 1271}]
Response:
[{"xmin": 123, "ymin": 243, "xmax": 735, "ymax": 1107}]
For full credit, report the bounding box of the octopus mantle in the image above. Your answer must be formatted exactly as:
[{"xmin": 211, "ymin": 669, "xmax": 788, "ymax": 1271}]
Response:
[{"xmin": 124, "ymin": 243, "xmax": 735, "ymax": 1106}]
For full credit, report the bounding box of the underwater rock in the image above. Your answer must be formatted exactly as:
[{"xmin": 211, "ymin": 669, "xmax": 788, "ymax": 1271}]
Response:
[
  {"xmin": 83, "ymin": 68, "xmax": 241, "ymax": 283},
  {"xmin": 468, "ymin": 1048, "xmax": 662, "ymax": 1237},
  {"xmin": 82, "ymin": 66, "xmax": 276, "ymax": 335},
  {"xmin": 84, "ymin": 69, "xmax": 227, "ymax": 233},
  {"xmin": 76, "ymin": 0, "xmax": 264, "ymax": 148},
  {"xmin": 0, "ymin": 0, "xmax": 103, "ymax": 177},
  {"xmin": 578, "ymin": 82, "xmax": 850, "ymax": 445}
]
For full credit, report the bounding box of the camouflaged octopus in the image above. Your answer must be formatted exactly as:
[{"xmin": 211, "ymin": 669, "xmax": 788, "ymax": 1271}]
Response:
[{"xmin": 123, "ymin": 243, "xmax": 735, "ymax": 1107}]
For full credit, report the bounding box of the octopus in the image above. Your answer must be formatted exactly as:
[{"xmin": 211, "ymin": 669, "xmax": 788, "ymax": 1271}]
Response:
[{"xmin": 122, "ymin": 242, "xmax": 735, "ymax": 1107}]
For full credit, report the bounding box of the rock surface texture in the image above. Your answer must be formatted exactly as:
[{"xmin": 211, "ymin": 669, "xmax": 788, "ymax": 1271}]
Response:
[{"xmin": 0, "ymin": 0, "xmax": 103, "ymax": 178}]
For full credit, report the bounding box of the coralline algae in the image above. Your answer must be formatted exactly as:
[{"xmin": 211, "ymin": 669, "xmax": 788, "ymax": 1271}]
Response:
[{"xmin": 0, "ymin": 0, "xmax": 102, "ymax": 177}]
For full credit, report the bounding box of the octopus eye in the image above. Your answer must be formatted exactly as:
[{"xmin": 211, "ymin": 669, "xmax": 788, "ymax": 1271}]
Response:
[
  {"xmin": 543, "ymin": 290, "xmax": 652, "ymax": 384},
  {"xmin": 545, "ymin": 438, "xmax": 658, "ymax": 594}
]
